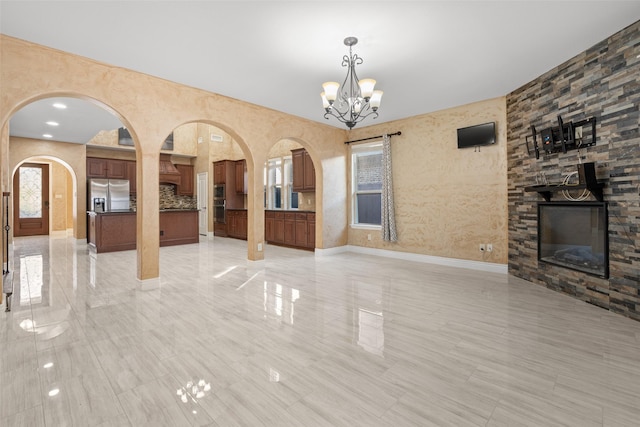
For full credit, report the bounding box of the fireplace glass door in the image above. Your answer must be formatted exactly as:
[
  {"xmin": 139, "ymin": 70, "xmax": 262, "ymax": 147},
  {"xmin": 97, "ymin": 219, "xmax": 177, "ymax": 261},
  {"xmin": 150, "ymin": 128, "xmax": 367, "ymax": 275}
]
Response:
[{"xmin": 538, "ymin": 202, "xmax": 608, "ymax": 278}]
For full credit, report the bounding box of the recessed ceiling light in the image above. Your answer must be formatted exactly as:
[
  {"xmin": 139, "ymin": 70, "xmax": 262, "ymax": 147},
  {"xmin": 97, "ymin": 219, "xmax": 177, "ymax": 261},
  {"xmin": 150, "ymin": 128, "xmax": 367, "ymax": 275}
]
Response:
[
  {"xmin": 43, "ymin": 134, "xmax": 53, "ymax": 138},
  {"xmin": 43, "ymin": 362, "xmax": 54, "ymax": 369},
  {"xmin": 52, "ymin": 103, "xmax": 67, "ymax": 109},
  {"xmin": 48, "ymin": 388, "xmax": 60, "ymax": 397},
  {"xmin": 46, "ymin": 121, "xmax": 59, "ymax": 126}
]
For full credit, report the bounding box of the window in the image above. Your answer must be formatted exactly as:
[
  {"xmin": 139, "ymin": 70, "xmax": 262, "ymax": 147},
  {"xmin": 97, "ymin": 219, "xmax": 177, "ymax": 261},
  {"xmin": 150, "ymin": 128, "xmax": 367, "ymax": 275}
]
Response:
[
  {"xmin": 266, "ymin": 156, "xmax": 297, "ymax": 210},
  {"xmin": 284, "ymin": 158, "xmax": 299, "ymax": 209},
  {"xmin": 352, "ymin": 143, "xmax": 382, "ymax": 226}
]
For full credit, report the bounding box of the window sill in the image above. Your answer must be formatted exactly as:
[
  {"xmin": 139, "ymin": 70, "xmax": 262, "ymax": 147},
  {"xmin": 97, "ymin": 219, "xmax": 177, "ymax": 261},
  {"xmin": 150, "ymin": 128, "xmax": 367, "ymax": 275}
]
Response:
[{"xmin": 350, "ymin": 223, "xmax": 381, "ymax": 230}]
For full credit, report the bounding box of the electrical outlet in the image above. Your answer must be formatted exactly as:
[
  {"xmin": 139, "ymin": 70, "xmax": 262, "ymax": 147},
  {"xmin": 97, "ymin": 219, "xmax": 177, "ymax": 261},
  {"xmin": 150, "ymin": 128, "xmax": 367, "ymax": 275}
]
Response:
[
  {"xmin": 487, "ymin": 243, "xmax": 493, "ymax": 252},
  {"xmin": 257, "ymin": 243, "xmax": 263, "ymax": 251},
  {"xmin": 479, "ymin": 244, "xmax": 485, "ymax": 252},
  {"xmin": 367, "ymin": 233, "xmax": 372, "ymax": 241}
]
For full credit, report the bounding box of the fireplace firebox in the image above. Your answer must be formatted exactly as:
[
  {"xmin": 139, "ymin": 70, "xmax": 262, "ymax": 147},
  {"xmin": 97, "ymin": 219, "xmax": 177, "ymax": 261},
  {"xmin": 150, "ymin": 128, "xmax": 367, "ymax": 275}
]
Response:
[{"xmin": 538, "ymin": 202, "xmax": 608, "ymax": 278}]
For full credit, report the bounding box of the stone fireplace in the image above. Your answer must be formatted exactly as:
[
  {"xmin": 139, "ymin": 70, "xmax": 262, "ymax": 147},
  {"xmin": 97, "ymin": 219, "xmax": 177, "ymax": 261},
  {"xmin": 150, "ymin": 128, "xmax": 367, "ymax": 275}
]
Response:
[{"xmin": 506, "ymin": 20, "xmax": 640, "ymax": 322}]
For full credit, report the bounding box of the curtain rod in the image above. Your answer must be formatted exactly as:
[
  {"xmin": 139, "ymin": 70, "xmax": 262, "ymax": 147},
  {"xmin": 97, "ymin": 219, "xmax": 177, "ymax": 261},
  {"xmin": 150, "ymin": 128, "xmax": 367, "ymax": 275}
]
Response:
[{"xmin": 344, "ymin": 131, "xmax": 402, "ymax": 144}]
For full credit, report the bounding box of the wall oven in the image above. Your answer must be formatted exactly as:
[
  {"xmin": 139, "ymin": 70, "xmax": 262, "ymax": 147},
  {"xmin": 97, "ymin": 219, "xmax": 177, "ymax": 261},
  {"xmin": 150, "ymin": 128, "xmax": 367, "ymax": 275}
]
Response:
[
  {"xmin": 214, "ymin": 184, "xmax": 225, "ymax": 199},
  {"xmin": 214, "ymin": 199, "xmax": 225, "ymax": 224}
]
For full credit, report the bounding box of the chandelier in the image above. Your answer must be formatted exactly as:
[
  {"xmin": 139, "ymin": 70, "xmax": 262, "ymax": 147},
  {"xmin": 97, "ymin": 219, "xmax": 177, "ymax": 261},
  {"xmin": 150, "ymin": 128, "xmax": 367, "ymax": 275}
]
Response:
[{"xmin": 321, "ymin": 37, "xmax": 383, "ymax": 129}]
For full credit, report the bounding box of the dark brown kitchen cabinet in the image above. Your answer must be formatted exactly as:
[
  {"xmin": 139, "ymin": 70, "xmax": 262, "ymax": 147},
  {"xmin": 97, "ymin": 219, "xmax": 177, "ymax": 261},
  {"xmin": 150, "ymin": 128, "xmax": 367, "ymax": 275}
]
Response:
[
  {"xmin": 88, "ymin": 210, "xmax": 198, "ymax": 253},
  {"xmin": 295, "ymin": 213, "xmax": 308, "ymax": 247},
  {"xmin": 87, "ymin": 157, "xmax": 108, "ymax": 178},
  {"xmin": 274, "ymin": 211, "xmax": 285, "ymax": 243},
  {"xmin": 125, "ymin": 160, "xmax": 137, "ymax": 195},
  {"xmin": 235, "ymin": 160, "xmax": 247, "ymax": 194},
  {"xmin": 265, "ymin": 211, "xmax": 275, "ymax": 242},
  {"xmin": 291, "ymin": 148, "xmax": 315, "ymax": 192},
  {"xmin": 214, "ymin": 160, "xmax": 225, "ymax": 184},
  {"xmin": 226, "ymin": 209, "xmax": 247, "ymax": 240},
  {"xmin": 214, "ymin": 160, "xmax": 244, "ymax": 210},
  {"xmin": 265, "ymin": 210, "xmax": 314, "ymax": 250},
  {"xmin": 87, "ymin": 158, "xmax": 127, "ymax": 179},
  {"xmin": 284, "ymin": 212, "xmax": 296, "ymax": 246},
  {"xmin": 107, "ymin": 159, "xmax": 126, "ymax": 179},
  {"xmin": 307, "ymin": 213, "xmax": 316, "ymax": 249},
  {"xmin": 176, "ymin": 164, "xmax": 194, "ymax": 196},
  {"xmin": 159, "ymin": 210, "xmax": 199, "ymax": 246},
  {"xmin": 214, "ymin": 160, "xmax": 235, "ymax": 185}
]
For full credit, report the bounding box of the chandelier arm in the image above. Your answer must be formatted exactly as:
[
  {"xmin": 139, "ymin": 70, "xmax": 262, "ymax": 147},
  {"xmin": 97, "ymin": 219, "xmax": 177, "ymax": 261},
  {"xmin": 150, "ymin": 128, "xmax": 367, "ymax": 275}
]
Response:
[{"xmin": 325, "ymin": 104, "xmax": 378, "ymax": 124}]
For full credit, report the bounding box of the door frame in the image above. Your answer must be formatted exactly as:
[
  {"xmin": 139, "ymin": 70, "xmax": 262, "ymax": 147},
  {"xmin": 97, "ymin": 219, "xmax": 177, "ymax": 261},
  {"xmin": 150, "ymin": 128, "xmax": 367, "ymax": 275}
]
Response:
[{"xmin": 197, "ymin": 172, "xmax": 209, "ymax": 236}]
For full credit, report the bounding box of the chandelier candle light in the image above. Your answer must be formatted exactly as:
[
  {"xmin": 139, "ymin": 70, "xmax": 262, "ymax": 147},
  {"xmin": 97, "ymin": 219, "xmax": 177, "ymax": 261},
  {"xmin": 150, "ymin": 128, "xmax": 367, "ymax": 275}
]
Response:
[{"xmin": 321, "ymin": 37, "xmax": 383, "ymax": 129}]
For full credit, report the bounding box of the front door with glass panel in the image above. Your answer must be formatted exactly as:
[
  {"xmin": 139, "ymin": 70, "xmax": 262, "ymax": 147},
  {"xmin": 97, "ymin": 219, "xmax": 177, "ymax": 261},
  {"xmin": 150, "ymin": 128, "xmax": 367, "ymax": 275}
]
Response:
[{"xmin": 13, "ymin": 163, "xmax": 50, "ymax": 236}]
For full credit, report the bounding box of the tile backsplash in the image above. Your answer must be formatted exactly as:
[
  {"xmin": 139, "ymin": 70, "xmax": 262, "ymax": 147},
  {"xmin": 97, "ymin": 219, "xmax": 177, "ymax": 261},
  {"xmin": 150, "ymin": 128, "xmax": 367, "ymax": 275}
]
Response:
[{"xmin": 130, "ymin": 185, "xmax": 197, "ymax": 211}]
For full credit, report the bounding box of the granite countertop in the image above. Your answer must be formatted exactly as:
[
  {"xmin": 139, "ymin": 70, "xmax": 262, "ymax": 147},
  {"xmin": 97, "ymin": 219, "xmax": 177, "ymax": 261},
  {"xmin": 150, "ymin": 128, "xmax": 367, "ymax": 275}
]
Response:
[
  {"xmin": 88, "ymin": 209, "xmax": 198, "ymax": 214},
  {"xmin": 264, "ymin": 209, "xmax": 316, "ymax": 213}
]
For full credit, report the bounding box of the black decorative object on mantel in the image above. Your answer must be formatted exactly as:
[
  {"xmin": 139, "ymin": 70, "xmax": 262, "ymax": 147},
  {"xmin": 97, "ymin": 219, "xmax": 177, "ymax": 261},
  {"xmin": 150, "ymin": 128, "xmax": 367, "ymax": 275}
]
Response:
[{"xmin": 526, "ymin": 114, "xmax": 596, "ymax": 159}]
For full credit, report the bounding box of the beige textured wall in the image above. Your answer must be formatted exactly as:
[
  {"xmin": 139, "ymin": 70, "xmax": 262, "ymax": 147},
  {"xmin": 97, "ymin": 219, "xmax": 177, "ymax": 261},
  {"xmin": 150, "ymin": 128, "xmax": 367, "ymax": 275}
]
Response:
[
  {"xmin": 88, "ymin": 125, "xmax": 197, "ymax": 160},
  {"xmin": 51, "ymin": 162, "xmax": 68, "ymax": 232},
  {"xmin": 0, "ymin": 35, "xmax": 347, "ymax": 279},
  {"xmin": 346, "ymin": 97, "xmax": 508, "ymax": 264},
  {"xmin": 66, "ymin": 170, "xmax": 73, "ymax": 230}
]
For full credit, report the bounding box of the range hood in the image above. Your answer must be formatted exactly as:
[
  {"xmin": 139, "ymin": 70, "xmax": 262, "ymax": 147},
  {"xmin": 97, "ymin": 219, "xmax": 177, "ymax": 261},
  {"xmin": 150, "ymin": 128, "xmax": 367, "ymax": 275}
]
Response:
[{"xmin": 159, "ymin": 154, "xmax": 181, "ymax": 185}]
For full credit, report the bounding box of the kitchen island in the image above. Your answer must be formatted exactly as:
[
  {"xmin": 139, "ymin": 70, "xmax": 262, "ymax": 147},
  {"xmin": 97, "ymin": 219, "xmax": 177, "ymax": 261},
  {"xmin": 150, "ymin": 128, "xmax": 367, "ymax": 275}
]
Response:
[{"xmin": 88, "ymin": 209, "xmax": 199, "ymax": 253}]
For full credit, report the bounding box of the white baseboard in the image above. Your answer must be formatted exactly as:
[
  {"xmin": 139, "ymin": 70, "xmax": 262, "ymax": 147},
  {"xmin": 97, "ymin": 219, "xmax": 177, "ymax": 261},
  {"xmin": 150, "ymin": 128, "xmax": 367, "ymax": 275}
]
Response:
[{"xmin": 317, "ymin": 245, "xmax": 508, "ymax": 275}]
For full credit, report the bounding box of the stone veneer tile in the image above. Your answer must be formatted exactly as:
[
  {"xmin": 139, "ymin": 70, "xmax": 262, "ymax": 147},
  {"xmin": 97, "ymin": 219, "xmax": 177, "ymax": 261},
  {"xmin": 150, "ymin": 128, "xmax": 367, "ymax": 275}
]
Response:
[{"xmin": 506, "ymin": 20, "xmax": 640, "ymax": 322}]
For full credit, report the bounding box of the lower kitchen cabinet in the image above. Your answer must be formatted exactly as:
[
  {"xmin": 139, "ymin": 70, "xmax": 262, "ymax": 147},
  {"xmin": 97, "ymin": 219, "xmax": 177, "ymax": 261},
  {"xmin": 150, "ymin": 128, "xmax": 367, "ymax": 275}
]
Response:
[
  {"xmin": 265, "ymin": 211, "xmax": 275, "ymax": 242},
  {"xmin": 88, "ymin": 210, "xmax": 199, "ymax": 253},
  {"xmin": 88, "ymin": 211, "xmax": 136, "ymax": 253},
  {"xmin": 226, "ymin": 209, "xmax": 248, "ymax": 240},
  {"xmin": 306, "ymin": 213, "xmax": 315, "ymax": 249},
  {"xmin": 265, "ymin": 210, "xmax": 315, "ymax": 250},
  {"xmin": 159, "ymin": 210, "xmax": 199, "ymax": 246},
  {"xmin": 284, "ymin": 213, "xmax": 296, "ymax": 246}
]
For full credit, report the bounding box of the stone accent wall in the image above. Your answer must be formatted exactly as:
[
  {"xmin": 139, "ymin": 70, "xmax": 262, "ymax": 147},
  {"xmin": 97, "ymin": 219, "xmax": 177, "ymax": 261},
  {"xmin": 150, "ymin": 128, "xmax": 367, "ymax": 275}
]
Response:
[{"xmin": 507, "ymin": 21, "xmax": 640, "ymax": 321}]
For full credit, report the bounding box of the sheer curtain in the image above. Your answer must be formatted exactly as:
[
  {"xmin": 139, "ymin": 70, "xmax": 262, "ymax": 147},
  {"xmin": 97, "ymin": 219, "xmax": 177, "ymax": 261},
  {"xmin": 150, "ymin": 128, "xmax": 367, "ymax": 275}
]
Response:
[{"xmin": 381, "ymin": 134, "xmax": 397, "ymax": 242}]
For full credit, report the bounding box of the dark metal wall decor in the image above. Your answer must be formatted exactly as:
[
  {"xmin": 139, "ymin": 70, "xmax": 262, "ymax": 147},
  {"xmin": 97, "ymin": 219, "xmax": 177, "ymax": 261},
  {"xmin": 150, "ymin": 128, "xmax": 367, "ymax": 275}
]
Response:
[{"xmin": 526, "ymin": 115, "xmax": 596, "ymax": 159}]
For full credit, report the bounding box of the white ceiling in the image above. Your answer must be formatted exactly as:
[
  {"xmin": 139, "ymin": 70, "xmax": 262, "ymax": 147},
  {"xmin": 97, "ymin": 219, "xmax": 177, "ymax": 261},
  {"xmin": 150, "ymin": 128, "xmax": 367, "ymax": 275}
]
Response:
[{"xmin": 2, "ymin": 1, "xmax": 639, "ymax": 143}]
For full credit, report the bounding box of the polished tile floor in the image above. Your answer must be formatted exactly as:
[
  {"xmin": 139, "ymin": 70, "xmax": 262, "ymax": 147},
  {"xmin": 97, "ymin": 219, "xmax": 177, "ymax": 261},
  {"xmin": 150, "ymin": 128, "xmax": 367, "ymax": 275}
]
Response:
[{"xmin": 1, "ymin": 235, "xmax": 640, "ymax": 426}]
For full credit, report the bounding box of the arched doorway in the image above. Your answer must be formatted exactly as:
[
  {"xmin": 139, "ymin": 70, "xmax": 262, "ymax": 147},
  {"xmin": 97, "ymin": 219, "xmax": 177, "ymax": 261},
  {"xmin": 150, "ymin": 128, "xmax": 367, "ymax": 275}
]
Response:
[
  {"xmin": 264, "ymin": 139, "xmax": 317, "ymax": 251},
  {"xmin": 12, "ymin": 158, "xmax": 77, "ymax": 238},
  {"xmin": 7, "ymin": 96, "xmax": 126, "ymax": 242}
]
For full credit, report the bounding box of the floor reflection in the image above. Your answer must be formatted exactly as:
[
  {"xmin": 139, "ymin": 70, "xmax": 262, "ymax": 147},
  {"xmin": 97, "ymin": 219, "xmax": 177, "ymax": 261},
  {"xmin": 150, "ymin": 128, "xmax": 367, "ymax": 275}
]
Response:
[{"xmin": 19, "ymin": 254, "xmax": 43, "ymax": 306}]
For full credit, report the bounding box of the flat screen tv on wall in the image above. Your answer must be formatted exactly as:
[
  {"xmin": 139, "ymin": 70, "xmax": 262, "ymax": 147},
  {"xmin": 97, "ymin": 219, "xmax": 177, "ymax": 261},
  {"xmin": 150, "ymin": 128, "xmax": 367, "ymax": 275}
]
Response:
[{"xmin": 457, "ymin": 122, "xmax": 496, "ymax": 149}]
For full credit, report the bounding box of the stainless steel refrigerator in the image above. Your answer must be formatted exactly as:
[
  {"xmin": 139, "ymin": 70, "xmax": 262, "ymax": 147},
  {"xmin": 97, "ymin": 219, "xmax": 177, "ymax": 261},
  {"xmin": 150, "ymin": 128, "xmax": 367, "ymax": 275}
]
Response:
[{"xmin": 88, "ymin": 179, "xmax": 130, "ymax": 212}]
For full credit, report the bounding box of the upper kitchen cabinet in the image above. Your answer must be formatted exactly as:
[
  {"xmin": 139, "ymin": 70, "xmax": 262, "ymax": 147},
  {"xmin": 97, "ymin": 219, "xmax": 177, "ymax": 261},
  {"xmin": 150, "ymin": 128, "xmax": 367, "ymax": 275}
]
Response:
[
  {"xmin": 125, "ymin": 160, "xmax": 137, "ymax": 195},
  {"xmin": 176, "ymin": 164, "xmax": 194, "ymax": 196},
  {"xmin": 235, "ymin": 160, "xmax": 247, "ymax": 194},
  {"xmin": 213, "ymin": 160, "xmax": 236, "ymax": 184},
  {"xmin": 87, "ymin": 157, "xmax": 127, "ymax": 179},
  {"xmin": 292, "ymin": 148, "xmax": 315, "ymax": 192}
]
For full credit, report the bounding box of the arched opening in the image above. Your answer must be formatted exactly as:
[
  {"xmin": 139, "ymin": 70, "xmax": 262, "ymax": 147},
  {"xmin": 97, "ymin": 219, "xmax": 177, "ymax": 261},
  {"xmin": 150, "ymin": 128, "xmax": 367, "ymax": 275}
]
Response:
[
  {"xmin": 11, "ymin": 157, "xmax": 76, "ymax": 239},
  {"xmin": 263, "ymin": 138, "xmax": 317, "ymax": 251},
  {"xmin": 7, "ymin": 96, "xmax": 126, "ymax": 243}
]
